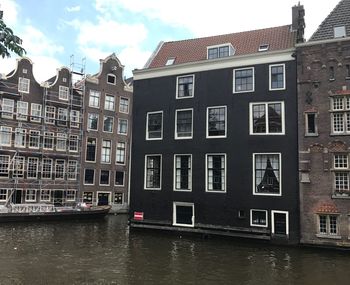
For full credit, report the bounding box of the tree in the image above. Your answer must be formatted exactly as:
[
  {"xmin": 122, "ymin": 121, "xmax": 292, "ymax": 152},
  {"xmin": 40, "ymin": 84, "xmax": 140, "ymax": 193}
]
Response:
[{"xmin": 0, "ymin": 10, "xmax": 26, "ymax": 58}]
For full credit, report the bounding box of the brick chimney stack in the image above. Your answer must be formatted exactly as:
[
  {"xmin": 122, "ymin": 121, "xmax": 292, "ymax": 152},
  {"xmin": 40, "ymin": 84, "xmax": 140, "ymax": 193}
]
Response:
[{"xmin": 292, "ymin": 2, "xmax": 305, "ymax": 43}]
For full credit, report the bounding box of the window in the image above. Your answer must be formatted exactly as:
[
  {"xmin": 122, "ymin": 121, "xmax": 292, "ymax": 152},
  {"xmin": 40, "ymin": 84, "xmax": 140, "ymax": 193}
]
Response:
[
  {"xmin": 119, "ymin": 97, "xmax": 129, "ymax": 113},
  {"xmin": 207, "ymin": 44, "xmax": 234, "ymax": 59},
  {"xmin": 55, "ymin": 160, "xmax": 65, "ymax": 180},
  {"xmin": 305, "ymin": 113, "xmax": 317, "ymax": 136},
  {"xmin": 100, "ymin": 170, "xmax": 110, "ymax": 185},
  {"xmin": 253, "ymin": 153, "xmax": 281, "ymax": 195},
  {"xmin": 83, "ymin": 192, "xmax": 93, "ymax": 204},
  {"xmin": 25, "ymin": 190, "xmax": 36, "ymax": 202},
  {"xmin": 346, "ymin": 64, "xmax": 350, "ymax": 78},
  {"xmin": 329, "ymin": 66, "xmax": 335, "ymax": 80},
  {"xmin": 1, "ymin": 98, "xmax": 14, "ymax": 119},
  {"xmin": 105, "ymin": 94, "xmax": 115, "ymax": 111},
  {"xmin": 70, "ymin": 110, "xmax": 80, "ymax": 128},
  {"xmin": 13, "ymin": 156, "xmax": 25, "ymax": 178},
  {"xmin": 207, "ymin": 106, "xmax": 226, "ymax": 138},
  {"xmin": 116, "ymin": 142, "xmax": 126, "ymax": 165},
  {"xmin": 334, "ymin": 154, "xmax": 349, "ymax": 193},
  {"xmin": 107, "ymin": 74, "xmax": 116, "ymax": 85},
  {"xmin": 0, "ymin": 189, "xmax": 8, "ymax": 201},
  {"xmin": 174, "ymin": 155, "xmax": 192, "ymax": 191},
  {"xmin": 45, "ymin": 106, "xmax": 56, "ymax": 124},
  {"xmin": 144, "ymin": 155, "xmax": 162, "ymax": 190},
  {"xmin": 43, "ymin": 132, "xmax": 54, "ymax": 150},
  {"xmin": 84, "ymin": 169, "xmax": 95, "ymax": 185},
  {"xmin": 69, "ymin": 135, "xmax": 79, "ymax": 152},
  {"xmin": 118, "ymin": 119, "xmax": 128, "ymax": 135},
  {"xmin": 250, "ymin": 209, "xmax": 268, "ymax": 227},
  {"xmin": 59, "ymin": 85, "xmax": 69, "ymax": 101},
  {"xmin": 57, "ymin": 108, "xmax": 68, "ymax": 126},
  {"xmin": 233, "ymin": 67, "xmax": 254, "ymax": 93},
  {"xmin": 101, "ymin": 140, "xmax": 112, "ymax": 163},
  {"xmin": 177, "ymin": 75, "xmax": 194, "ymax": 98},
  {"xmin": 86, "ymin": 138, "xmax": 97, "ymax": 162},
  {"xmin": 318, "ymin": 215, "xmax": 338, "ymax": 236},
  {"xmin": 175, "ymin": 109, "xmax": 193, "ymax": 139},
  {"xmin": 14, "ymin": 128, "xmax": 26, "ymax": 148},
  {"xmin": 56, "ymin": 133, "xmax": 67, "ymax": 151},
  {"xmin": 42, "ymin": 159, "xmax": 53, "ymax": 179},
  {"xmin": 115, "ymin": 171, "xmax": 124, "ymax": 186},
  {"xmin": 173, "ymin": 202, "xmax": 194, "ymax": 227},
  {"xmin": 0, "ymin": 126, "xmax": 12, "ymax": 146},
  {"xmin": 103, "ymin": 116, "xmax": 114, "ymax": 133},
  {"xmin": 16, "ymin": 101, "xmax": 28, "ymax": 120},
  {"xmin": 146, "ymin": 111, "xmax": 163, "ymax": 140},
  {"xmin": 66, "ymin": 190, "xmax": 76, "ymax": 201},
  {"xmin": 165, "ymin": 58, "xmax": 175, "ymax": 66},
  {"xmin": 330, "ymin": 96, "xmax": 350, "ymax": 134},
  {"xmin": 114, "ymin": 193, "xmax": 123, "ymax": 204},
  {"xmin": 40, "ymin": 190, "xmax": 51, "ymax": 202},
  {"xmin": 27, "ymin": 157, "xmax": 38, "ymax": 179},
  {"xmin": 258, "ymin": 44, "xmax": 269, "ymax": 52},
  {"xmin": 30, "ymin": 103, "xmax": 42, "ymax": 122},
  {"xmin": 87, "ymin": 113, "xmax": 99, "ymax": 131},
  {"xmin": 89, "ymin": 90, "xmax": 100, "ymax": 108},
  {"xmin": 250, "ymin": 102, "xmax": 284, "ymax": 135},
  {"xmin": 206, "ymin": 154, "xmax": 226, "ymax": 192},
  {"xmin": 18, "ymin": 77, "xmax": 30, "ymax": 93},
  {"xmin": 334, "ymin": 26, "xmax": 346, "ymax": 38},
  {"xmin": 67, "ymin": 160, "xmax": 78, "ymax": 180},
  {"xmin": 269, "ymin": 64, "xmax": 285, "ymax": 90},
  {"xmin": 29, "ymin": 130, "xmax": 40, "ymax": 149},
  {"xmin": 0, "ymin": 155, "xmax": 10, "ymax": 178}
]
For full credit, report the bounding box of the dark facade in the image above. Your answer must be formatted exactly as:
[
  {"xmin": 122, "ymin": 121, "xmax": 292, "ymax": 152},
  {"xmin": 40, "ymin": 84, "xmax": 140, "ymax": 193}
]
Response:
[
  {"xmin": 297, "ymin": 0, "xmax": 350, "ymax": 247},
  {"xmin": 80, "ymin": 54, "xmax": 132, "ymax": 213},
  {"xmin": 130, "ymin": 6, "xmax": 304, "ymax": 243}
]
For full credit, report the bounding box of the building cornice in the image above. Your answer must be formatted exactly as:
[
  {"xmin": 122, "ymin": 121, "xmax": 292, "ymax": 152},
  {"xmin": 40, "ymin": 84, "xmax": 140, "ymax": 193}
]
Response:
[
  {"xmin": 296, "ymin": 36, "xmax": 350, "ymax": 48},
  {"xmin": 133, "ymin": 48, "xmax": 295, "ymax": 80}
]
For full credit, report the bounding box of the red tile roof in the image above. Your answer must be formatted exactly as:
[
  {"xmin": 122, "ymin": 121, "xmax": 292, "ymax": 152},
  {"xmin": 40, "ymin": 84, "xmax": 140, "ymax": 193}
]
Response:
[
  {"xmin": 148, "ymin": 25, "xmax": 296, "ymax": 69},
  {"xmin": 316, "ymin": 203, "xmax": 339, "ymax": 214}
]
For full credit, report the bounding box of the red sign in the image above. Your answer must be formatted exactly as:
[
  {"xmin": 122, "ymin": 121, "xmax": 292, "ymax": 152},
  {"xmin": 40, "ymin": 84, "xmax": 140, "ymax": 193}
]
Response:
[{"xmin": 134, "ymin": 212, "xmax": 144, "ymax": 221}]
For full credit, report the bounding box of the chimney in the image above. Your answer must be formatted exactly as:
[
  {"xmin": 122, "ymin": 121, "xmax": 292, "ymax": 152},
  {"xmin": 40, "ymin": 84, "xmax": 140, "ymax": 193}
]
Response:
[{"xmin": 292, "ymin": 2, "xmax": 305, "ymax": 43}]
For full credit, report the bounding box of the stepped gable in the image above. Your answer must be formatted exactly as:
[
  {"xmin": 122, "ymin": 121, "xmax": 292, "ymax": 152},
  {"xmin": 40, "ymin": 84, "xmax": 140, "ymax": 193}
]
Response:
[{"xmin": 309, "ymin": 0, "xmax": 350, "ymax": 41}]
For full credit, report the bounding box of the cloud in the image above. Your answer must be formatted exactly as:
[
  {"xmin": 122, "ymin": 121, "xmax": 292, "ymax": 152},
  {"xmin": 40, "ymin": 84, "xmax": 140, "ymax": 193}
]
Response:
[
  {"xmin": 65, "ymin": 5, "xmax": 81, "ymax": 13},
  {"xmin": 0, "ymin": 0, "xmax": 18, "ymax": 26}
]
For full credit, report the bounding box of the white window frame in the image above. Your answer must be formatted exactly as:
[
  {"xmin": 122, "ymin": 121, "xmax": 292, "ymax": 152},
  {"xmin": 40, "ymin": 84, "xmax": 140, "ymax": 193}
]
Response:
[
  {"xmin": 271, "ymin": 210, "xmax": 289, "ymax": 235},
  {"xmin": 84, "ymin": 169, "xmax": 95, "ymax": 185},
  {"xmin": 86, "ymin": 137, "xmax": 97, "ymax": 162},
  {"xmin": 119, "ymin": 97, "xmax": 129, "ymax": 114},
  {"xmin": 18, "ymin": 77, "xmax": 30, "ymax": 93},
  {"xmin": 206, "ymin": 106, "xmax": 227, "ymax": 139},
  {"xmin": 115, "ymin": 171, "xmax": 125, "ymax": 187},
  {"xmin": 16, "ymin": 101, "xmax": 28, "ymax": 121},
  {"xmin": 173, "ymin": 202, "xmax": 194, "ymax": 227},
  {"xmin": 205, "ymin": 153, "xmax": 227, "ymax": 193},
  {"xmin": 176, "ymin": 74, "xmax": 195, "ymax": 99},
  {"xmin": 57, "ymin": 108, "xmax": 68, "ymax": 126},
  {"xmin": 114, "ymin": 192, "xmax": 124, "ymax": 204},
  {"xmin": 28, "ymin": 130, "xmax": 40, "ymax": 149},
  {"xmin": 0, "ymin": 155, "xmax": 10, "ymax": 178},
  {"xmin": 40, "ymin": 190, "xmax": 51, "ymax": 202},
  {"xmin": 318, "ymin": 214, "xmax": 339, "ymax": 236},
  {"xmin": 146, "ymin": 111, "xmax": 163, "ymax": 140},
  {"xmin": 103, "ymin": 116, "xmax": 114, "ymax": 133},
  {"xmin": 30, "ymin": 103, "xmax": 42, "ymax": 123},
  {"xmin": 105, "ymin": 94, "xmax": 115, "ymax": 111},
  {"xmin": 70, "ymin": 110, "xmax": 80, "ymax": 128},
  {"xmin": 43, "ymin": 132, "xmax": 54, "ymax": 150},
  {"xmin": 89, "ymin": 90, "xmax": 101, "ymax": 108},
  {"xmin": 1, "ymin": 98, "xmax": 14, "ymax": 119},
  {"xmin": 144, "ymin": 154, "xmax": 162, "ymax": 190},
  {"xmin": 107, "ymin": 74, "xmax": 116, "ymax": 85},
  {"xmin": 175, "ymin": 108, "xmax": 193, "ymax": 140},
  {"xmin": 173, "ymin": 154, "xmax": 192, "ymax": 192},
  {"xmin": 253, "ymin": 152, "xmax": 282, "ymax": 196},
  {"xmin": 269, "ymin": 64, "xmax": 286, "ymax": 91},
  {"xmin": 117, "ymin": 118, "xmax": 128, "ymax": 135},
  {"xmin": 99, "ymin": 170, "xmax": 110, "ymax": 186},
  {"xmin": 67, "ymin": 160, "xmax": 78, "ymax": 180},
  {"xmin": 101, "ymin": 140, "xmax": 112, "ymax": 164},
  {"xmin": 55, "ymin": 159, "xmax": 65, "ymax": 180},
  {"xmin": 27, "ymin": 157, "xmax": 39, "ymax": 179},
  {"xmin": 59, "ymin": 85, "xmax": 69, "ymax": 101},
  {"xmin": 14, "ymin": 128, "xmax": 26, "ymax": 148},
  {"xmin": 69, "ymin": 135, "xmax": 79, "ymax": 153},
  {"xmin": 250, "ymin": 209, "xmax": 268, "ymax": 227},
  {"xmin": 249, "ymin": 101, "xmax": 285, "ymax": 135},
  {"xmin": 13, "ymin": 156, "xmax": 25, "ymax": 178},
  {"xmin": 56, "ymin": 133, "xmax": 67, "ymax": 152},
  {"xmin": 0, "ymin": 189, "xmax": 8, "ymax": 202},
  {"xmin": 66, "ymin": 190, "xmax": 76, "ymax": 201},
  {"xmin": 207, "ymin": 43, "xmax": 234, "ymax": 59},
  {"xmin": 42, "ymin": 158, "xmax": 53, "ymax": 179},
  {"xmin": 25, "ymin": 189, "xmax": 36, "ymax": 202},
  {"xmin": 44, "ymin": 106, "xmax": 56, "ymax": 125},
  {"xmin": 233, "ymin": 67, "xmax": 255, "ymax": 93},
  {"xmin": 116, "ymin": 142, "xmax": 126, "ymax": 165},
  {"xmin": 0, "ymin": 126, "xmax": 12, "ymax": 146},
  {"xmin": 87, "ymin": 113, "xmax": 99, "ymax": 131}
]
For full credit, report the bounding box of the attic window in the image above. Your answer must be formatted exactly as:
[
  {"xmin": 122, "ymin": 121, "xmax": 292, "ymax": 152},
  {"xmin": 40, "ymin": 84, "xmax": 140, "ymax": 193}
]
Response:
[
  {"xmin": 107, "ymin": 74, "xmax": 116, "ymax": 85},
  {"xmin": 165, "ymin": 58, "xmax": 175, "ymax": 66},
  {"xmin": 207, "ymin": 44, "xmax": 235, "ymax": 60},
  {"xmin": 334, "ymin": 26, "xmax": 346, "ymax": 38},
  {"xmin": 258, "ymin": 44, "xmax": 269, "ymax": 52}
]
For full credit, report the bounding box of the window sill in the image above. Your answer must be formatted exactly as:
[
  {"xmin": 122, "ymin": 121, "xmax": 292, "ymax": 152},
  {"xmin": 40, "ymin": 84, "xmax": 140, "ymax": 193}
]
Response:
[
  {"xmin": 332, "ymin": 194, "xmax": 350, "ymax": 199},
  {"xmin": 305, "ymin": 134, "xmax": 318, "ymax": 137},
  {"xmin": 330, "ymin": 133, "xmax": 350, "ymax": 136},
  {"xmin": 316, "ymin": 234, "xmax": 341, "ymax": 239}
]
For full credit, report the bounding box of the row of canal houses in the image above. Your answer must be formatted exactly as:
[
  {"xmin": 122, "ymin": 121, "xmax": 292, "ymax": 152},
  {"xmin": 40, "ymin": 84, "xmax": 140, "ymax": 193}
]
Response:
[{"xmin": 1, "ymin": 0, "xmax": 350, "ymax": 248}]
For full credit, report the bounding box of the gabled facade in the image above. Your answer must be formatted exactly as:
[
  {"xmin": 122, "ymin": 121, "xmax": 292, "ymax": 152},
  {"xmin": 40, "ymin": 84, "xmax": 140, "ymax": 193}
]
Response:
[
  {"xmin": 297, "ymin": 0, "xmax": 350, "ymax": 247},
  {"xmin": 80, "ymin": 54, "xmax": 132, "ymax": 213},
  {"xmin": 130, "ymin": 5, "xmax": 304, "ymax": 243}
]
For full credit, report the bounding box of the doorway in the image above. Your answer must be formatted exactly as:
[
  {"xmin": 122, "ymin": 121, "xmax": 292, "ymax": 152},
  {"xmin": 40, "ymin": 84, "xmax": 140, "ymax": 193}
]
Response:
[
  {"xmin": 271, "ymin": 210, "xmax": 289, "ymax": 236},
  {"xmin": 97, "ymin": 192, "xmax": 110, "ymax": 206}
]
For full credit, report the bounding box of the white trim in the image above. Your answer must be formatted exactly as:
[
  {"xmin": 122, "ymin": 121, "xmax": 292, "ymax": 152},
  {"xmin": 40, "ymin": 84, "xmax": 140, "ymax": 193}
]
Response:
[
  {"xmin": 27, "ymin": 157, "xmax": 39, "ymax": 179},
  {"xmin": 173, "ymin": 202, "xmax": 195, "ymax": 227},
  {"xmin": 176, "ymin": 74, "xmax": 195, "ymax": 99},
  {"xmin": 271, "ymin": 210, "xmax": 289, "ymax": 235},
  {"xmin": 146, "ymin": 111, "xmax": 163, "ymax": 140},
  {"xmin": 173, "ymin": 154, "xmax": 192, "ymax": 192},
  {"xmin": 205, "ymin": 153, "xmax": 227, "ymax": 193},
  {"xmin": 250, "ymin": 209, "xmax": 268, "ymax": 228},
  {"xmin": 252, "ymin": 152, "xmax": 282, "ymax": 196},
  {"xmin": 0, "ymin": 126, "xmax": 12, "ymax": 147},
  {"xmin": 99, "ymin": 170, "xmax": 110, "ymax": 186},
  {"xmin": 249, "ymin": 101, "xmax": 285, "ymax": 135},
  {"xmin": 119, "ymin": 97, "xmax": 130, "ymax": 114},
  {"xmin": 83, "ymin": 168, "xmax": 95, "ymax": 185},
  {"xmin": 104, "ymin": 94, "xmax": 115, "ymax": 111},
  {"xmin": 97, "ymin": 191, "xmax": 111, "ymax": 204},
  {"xmin": 134, "ymin": 49, "xmax": 295, "ymax": 80},
  {"xmin": 113, "ymin": 192, "xmax": 124, "ymax": 204},
  {"xmin": 116, "ymin": 141, "xmax": 126, "ymax": 165},
  {"xmin": 107, "ymin": 73, "xmax": 116, "ymax": 85},
  {"xmin": 175, "ymin": 108, "xmax": 193, "ymax": 140},
  {"xmin": 144, "ymin": 154, "xmax": 162, "ymax": 190},
  {"xmin": 206, "ymin": 43, "xmax": 235, "ymax": 59},
  {"xmin": 117, "ymin": 118, "xmax": 128, "ymax": 136},
  {"xmin": 115, "ymin": 170, "xmax": 125, "ymax": 187},
  {"xmin": 269, "ymin": 63, "xmax": 286, "ymax": 91},
  {"xmin": 87, "ymin": 113, "xmax": 99, "ymax": 131},
  {"xmin": 103, "ymin": 116, "xmax": 114, "ymax": 133},
  {"xmin": 233, "ymin": 67, "xmax": 255, "ymax": 94},
  {"xmin": 85, "ymin": 137, "xmax": 97, "ymax": 163},
  {"xmin": 206, "ymin": 106, "xmax": 227, "ymax": 139}
]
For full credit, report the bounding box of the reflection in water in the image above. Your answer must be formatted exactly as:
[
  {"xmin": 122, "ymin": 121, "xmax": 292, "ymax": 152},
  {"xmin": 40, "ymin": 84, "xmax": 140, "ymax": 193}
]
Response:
[{"xmin": 0, "ymin": 215, "xmax": 349, "ymax": 284}]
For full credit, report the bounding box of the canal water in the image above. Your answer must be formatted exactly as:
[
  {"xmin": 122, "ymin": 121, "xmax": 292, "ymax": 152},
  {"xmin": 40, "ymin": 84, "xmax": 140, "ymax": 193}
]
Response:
[{"xmin": 0, "ymin": 215, "xmax": 350, "ymax": 285}]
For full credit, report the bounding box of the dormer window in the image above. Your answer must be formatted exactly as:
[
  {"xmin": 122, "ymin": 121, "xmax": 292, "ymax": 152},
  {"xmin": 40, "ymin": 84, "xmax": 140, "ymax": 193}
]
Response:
[
  {"xmin": 334, "ymin": 26, "xmax": 346, "ymax": 38},
  {"xmin": 165, "ymin": 58, "xmax": 175, "ymax": 66},
  {"xmin": 207, "ymin": 44, "xmax": 235, "ymax": 60},
  {"xmin": 107, "ymin": 74, "xmax": 116, "ymax": 85},
  {"xmin": 258, "ymin": 44, "xmax": 269, "ymax": 52}
]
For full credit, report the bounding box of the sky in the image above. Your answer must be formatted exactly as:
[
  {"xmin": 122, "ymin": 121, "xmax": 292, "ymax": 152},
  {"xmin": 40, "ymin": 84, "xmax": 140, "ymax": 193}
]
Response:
[{"xmin": 0, "ymin": 0, "xmax": 342, "ymax": 82}]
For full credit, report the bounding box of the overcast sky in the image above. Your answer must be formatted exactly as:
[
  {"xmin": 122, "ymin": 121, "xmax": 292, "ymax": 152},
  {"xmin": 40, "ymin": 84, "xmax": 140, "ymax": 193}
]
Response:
[{"xmin": 0, "ymin": 0, "xmax": 342, "ymax": 82}]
